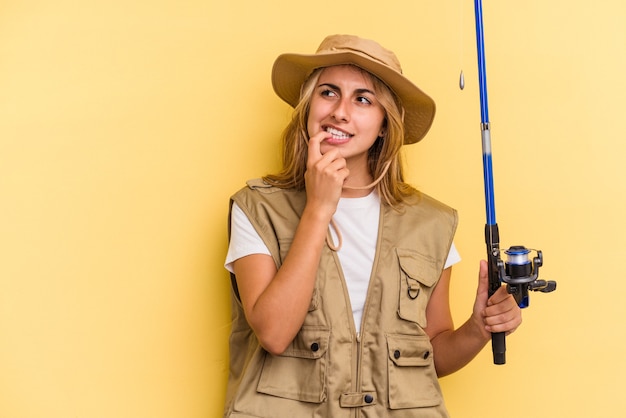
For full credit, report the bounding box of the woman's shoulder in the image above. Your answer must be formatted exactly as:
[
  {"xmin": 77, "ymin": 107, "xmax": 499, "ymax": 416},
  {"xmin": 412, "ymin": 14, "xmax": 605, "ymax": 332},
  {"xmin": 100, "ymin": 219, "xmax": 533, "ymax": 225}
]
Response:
[
  {"xmin": 231, "ymin": 178, "xmax": 305, "ymax": 209},
  {"xmin": 232, "ymin": 178, "xmax": 298, "ymax": 196},
  {"xmin": 396, "ymin": 189, "xmax": 457, "ymax": 219}
]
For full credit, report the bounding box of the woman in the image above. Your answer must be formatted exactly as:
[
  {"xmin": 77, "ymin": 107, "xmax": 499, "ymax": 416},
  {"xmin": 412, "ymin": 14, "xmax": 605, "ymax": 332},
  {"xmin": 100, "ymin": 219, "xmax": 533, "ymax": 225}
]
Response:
[{"xmin": 224, "ymin": 34, "xmax": 521, "ymax": 417}]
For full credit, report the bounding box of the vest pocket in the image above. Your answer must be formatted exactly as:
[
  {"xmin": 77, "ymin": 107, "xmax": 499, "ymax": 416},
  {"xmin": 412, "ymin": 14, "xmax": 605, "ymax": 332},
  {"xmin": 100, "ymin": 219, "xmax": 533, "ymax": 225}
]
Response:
[
  {"xmin": 386, "ymin": 334, "xmax": 442, "ymax": 409},
  {"xmin": 396, "ymin": 248, "xmax": 440, "ymax": 328},
  {"xmin": 257, "ymin": 325, "xmax": 330, "ymax": 403}
]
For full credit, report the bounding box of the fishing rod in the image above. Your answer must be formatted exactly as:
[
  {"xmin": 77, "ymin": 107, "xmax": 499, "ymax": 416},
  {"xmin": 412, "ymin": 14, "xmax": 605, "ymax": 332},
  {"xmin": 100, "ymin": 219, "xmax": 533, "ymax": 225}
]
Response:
[{"xmin": 472, "ymin": 0, "xmax": 556, "ymax": 365}]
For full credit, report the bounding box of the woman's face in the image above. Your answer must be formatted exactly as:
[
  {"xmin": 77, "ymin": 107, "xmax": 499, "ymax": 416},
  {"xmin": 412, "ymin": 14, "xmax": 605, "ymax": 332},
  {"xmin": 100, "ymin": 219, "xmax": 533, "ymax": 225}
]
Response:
[{"xmin": 307, "ymin": 65, "xmax": 386, "ymax": 166}]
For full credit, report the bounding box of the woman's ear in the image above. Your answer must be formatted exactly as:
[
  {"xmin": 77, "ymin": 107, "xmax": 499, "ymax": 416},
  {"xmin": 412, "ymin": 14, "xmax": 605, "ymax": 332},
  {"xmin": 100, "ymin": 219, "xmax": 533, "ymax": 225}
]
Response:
[{"xmin": 379, "ymin": 119, "xmax": 388, "ymax": 138}]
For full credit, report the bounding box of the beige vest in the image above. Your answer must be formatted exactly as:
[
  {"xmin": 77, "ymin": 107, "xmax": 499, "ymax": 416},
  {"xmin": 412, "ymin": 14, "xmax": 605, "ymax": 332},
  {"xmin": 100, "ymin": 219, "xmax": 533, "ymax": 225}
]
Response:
[{"xmin": 224, "ymin": 179, "xmax": 458, "ymax": 418}]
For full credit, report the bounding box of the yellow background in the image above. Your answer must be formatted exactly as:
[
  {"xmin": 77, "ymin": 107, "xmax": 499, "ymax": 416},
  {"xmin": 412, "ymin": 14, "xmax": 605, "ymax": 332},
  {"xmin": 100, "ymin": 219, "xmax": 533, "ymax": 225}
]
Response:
[{"xmin": 1, "ymin": 1, "xmax": 625, "ymax": 417}]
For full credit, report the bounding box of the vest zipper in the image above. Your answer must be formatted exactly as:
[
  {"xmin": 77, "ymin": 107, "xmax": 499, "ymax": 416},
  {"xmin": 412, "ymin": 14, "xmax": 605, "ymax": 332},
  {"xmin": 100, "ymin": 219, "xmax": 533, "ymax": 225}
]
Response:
[
  {"xmin": 354, "ymin": 207, "xmax": 383, "ymax": 418},
  {"xmin": 355, "ymin": 331, "xmax": 362, "ymax": 418}
]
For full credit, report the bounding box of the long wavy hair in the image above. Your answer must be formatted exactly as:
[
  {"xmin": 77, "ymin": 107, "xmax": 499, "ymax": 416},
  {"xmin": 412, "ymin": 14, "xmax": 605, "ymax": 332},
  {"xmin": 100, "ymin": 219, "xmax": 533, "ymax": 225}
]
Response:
[{"xmin": 263, "ymin": 65, "xmax": 418, "ymax": 208}]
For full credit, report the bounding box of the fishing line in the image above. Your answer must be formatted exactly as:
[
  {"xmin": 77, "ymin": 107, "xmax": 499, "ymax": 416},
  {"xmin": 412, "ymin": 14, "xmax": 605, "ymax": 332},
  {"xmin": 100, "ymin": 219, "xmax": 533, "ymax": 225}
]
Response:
[{"xmin": 459, "ymin": 0, "xmax": 465, "ymax": 90}]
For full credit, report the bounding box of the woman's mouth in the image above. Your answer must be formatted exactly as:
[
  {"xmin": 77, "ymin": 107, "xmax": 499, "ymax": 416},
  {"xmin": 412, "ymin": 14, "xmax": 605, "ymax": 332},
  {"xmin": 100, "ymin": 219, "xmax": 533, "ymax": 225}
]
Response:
[{"xmin": 325, "ymin": 126, "xmax": 353, "ymax": 143}]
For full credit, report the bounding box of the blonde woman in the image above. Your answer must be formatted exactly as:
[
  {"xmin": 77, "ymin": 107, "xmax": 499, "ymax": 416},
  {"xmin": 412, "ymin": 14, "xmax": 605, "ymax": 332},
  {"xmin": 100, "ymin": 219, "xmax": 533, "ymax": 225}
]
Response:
[{"xmin": 224, "ymin": 34, "xmax": 521, "ymax": 418}]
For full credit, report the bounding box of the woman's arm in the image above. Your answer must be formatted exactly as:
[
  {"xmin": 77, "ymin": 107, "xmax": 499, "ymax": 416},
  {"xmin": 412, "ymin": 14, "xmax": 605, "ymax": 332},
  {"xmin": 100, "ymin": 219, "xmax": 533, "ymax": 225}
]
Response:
[
  {"xmin": 233, "ymin": 131, "xmax": 347, "ymax": 356},
  {"xmin": 233, "ymin": 206, "xmax": 331, "ymax": 355},
  {"xmin": 424, "ymin": 260, "xmax": 522, "ymax": 377}
]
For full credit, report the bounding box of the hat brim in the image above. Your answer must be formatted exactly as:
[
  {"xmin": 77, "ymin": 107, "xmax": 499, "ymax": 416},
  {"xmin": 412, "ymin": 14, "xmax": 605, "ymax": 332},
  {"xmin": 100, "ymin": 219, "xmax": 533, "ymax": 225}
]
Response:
[{"xmin": 272, "ymin": 50, "xmax": 435, "ymax": 144}]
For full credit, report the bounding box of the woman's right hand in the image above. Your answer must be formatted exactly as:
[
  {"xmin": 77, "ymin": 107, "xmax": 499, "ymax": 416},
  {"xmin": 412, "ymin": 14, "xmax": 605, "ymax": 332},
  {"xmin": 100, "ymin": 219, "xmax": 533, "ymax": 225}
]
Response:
[{"xmin": 304, "ymin": 131, "xmax": 349, "ymax": 219}]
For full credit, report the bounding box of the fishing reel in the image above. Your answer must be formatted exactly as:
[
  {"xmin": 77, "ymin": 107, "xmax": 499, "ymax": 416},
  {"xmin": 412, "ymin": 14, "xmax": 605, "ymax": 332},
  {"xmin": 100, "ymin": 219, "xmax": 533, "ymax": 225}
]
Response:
[{"xmin": 497, "ymin": 246, "xmax": 557, "ymax": 308}]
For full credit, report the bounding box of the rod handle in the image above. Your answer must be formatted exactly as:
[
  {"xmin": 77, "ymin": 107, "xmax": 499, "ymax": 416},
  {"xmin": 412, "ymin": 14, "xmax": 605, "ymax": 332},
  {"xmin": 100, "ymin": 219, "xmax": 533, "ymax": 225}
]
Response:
[
  {"xmin": 492, "ymin": 332, "xmax": 506, "ymax": 364},
  {"xmin": 485, "ymin": 223, "xmax": 505, "ymax": 365}
]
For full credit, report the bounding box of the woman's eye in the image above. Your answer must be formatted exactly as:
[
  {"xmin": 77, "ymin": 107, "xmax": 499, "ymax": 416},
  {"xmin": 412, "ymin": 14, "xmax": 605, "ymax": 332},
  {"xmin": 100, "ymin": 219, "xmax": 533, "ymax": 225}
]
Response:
[
  {"xmin": 356, "ymin": 96, "xmax": 372, "ymax": 105},
  {"xmin": 321, "ymin": 89, "xmax": 337, "ymax": 98}
]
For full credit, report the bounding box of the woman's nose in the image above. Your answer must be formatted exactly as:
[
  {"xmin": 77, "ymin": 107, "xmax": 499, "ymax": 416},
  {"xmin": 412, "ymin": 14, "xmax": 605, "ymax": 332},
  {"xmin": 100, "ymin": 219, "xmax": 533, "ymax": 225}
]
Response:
[{"xmin": 331, "ymin": 98, "xmax": 350, "ymax": 122}]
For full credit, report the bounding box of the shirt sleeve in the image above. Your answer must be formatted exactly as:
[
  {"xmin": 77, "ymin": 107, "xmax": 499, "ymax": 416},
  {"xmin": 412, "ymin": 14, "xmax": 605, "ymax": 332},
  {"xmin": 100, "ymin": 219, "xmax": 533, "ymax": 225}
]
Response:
[
  {"xmin": 444, "ymin": 242, "xmax": 461, "ymax": 269},
  {"xmin": 224, "ymin": 201, "xmax": 271, "ymax": 273}
]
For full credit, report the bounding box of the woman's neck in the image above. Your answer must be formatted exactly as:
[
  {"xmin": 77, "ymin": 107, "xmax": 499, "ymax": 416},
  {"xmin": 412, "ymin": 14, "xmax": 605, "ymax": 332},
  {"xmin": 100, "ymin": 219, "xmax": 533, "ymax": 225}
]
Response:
[
  {"xmin": 341, "ymin": 155, "xmax": 391, "ymax": 198},
  {"xmin": 341, "ymin": 158, "xmax": 374, "ymax": 197},
  {"xmin": 341, "ymin": 160, "xmax": 374, "ymax": 197},
  {"xmin": 341, "ymin": 186, "xmax": 374, "ymax": 198}
]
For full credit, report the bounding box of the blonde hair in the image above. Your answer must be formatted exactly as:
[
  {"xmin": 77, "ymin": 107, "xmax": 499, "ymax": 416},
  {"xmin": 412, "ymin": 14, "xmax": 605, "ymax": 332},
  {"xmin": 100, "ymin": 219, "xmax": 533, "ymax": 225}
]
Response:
[{"xmin": 263, "ymin": 65, "xmax": 418, "ymax": 208}]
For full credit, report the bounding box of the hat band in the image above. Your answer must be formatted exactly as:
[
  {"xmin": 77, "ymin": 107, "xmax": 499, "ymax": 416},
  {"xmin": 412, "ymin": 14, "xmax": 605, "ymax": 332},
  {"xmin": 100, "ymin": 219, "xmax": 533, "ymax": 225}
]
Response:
[{"xmin": 320, "ymin": 46, "xmax": 401, "ymax": 73}]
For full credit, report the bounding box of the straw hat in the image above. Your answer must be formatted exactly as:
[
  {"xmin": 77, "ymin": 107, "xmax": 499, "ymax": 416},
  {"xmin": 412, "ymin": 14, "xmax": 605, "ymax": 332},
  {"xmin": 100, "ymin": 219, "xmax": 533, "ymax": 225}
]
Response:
[{"xmin": 271, "ymin": 34, "xmax": 436, "ymax": 144}]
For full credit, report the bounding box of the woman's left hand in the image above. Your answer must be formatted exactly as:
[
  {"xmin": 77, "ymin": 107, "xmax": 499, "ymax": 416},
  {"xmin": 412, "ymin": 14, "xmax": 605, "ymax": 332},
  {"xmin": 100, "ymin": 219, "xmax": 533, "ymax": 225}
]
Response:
[{"xmin": 473, "ymin": 260, "xmax": 522, "ymax": 337}]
